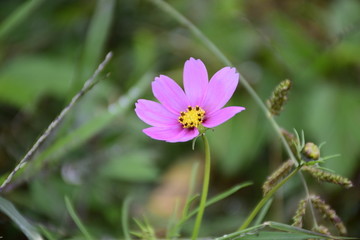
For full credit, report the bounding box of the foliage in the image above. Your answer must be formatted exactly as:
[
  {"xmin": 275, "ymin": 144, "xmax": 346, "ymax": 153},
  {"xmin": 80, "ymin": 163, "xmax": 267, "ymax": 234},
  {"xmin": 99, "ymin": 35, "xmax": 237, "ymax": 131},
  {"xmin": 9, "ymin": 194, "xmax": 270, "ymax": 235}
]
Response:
[{"xmin": 0, "ymin": 0, "xmax": 359, "ymax": 239}]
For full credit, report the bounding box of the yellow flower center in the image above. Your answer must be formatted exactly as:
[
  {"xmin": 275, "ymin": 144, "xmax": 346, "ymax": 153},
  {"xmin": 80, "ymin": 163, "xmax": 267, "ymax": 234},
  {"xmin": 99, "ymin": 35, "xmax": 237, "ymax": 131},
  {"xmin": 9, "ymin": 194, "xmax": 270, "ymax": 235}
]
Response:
[{"xmin": 178, "ymin": 106, "xmax": 205, "ymax": 128}]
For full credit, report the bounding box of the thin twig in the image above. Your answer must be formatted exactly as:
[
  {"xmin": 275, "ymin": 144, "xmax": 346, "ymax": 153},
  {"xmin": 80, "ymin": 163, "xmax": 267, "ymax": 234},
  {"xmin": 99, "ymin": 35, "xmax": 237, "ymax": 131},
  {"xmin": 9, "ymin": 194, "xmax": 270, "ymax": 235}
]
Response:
[{"xmin": 0, "ymin": 52, "xmax": 113, "ymax": 193}]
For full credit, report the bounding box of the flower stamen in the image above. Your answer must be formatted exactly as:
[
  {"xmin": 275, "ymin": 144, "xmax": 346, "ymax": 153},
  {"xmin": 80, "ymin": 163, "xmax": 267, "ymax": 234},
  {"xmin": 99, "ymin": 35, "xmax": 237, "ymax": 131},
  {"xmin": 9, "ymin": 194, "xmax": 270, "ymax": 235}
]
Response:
[{"xmin": 178, "ymin": 105, "xmax": 205, "ymax": 128}]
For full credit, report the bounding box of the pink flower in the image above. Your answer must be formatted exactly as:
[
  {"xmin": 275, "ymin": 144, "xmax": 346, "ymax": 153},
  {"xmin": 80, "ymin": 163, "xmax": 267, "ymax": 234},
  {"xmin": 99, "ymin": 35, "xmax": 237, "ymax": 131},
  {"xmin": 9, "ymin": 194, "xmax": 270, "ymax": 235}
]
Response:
[{"xmin": 135, "ymin": 58, "xmax": 245, "ymax": 142}]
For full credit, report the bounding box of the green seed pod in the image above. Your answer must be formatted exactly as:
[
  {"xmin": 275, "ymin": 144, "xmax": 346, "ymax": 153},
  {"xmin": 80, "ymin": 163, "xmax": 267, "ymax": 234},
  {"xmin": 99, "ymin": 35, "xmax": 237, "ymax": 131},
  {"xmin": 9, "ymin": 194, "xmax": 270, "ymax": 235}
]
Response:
[
  {"xmin": 267, "ymin": 79, "xmax": 292, "ymax": 116},
  {"xmin": 301, "ymin": 142, "xmax": 320, "ymax": 161},
  {"xmin": 310, "ymin": 195, "xmax": 347, "ymax": 235},
  {"xmin": 309, "ymin": 225, "xmax": 332, "ymax": 240},
  {"xmin": 313, "ymin": 225, "xmax": 331, "ymax": 236},
  {"xmin": 292, "ymin": 199, "xmax": 307, "ymax": 228},
  {"xmin": 302, "ymin": 166, "xmax": 353, "ymax": 189},
  {"xmin": 262, "ymin": 160, "xmax": 294, "ymax": 196}
]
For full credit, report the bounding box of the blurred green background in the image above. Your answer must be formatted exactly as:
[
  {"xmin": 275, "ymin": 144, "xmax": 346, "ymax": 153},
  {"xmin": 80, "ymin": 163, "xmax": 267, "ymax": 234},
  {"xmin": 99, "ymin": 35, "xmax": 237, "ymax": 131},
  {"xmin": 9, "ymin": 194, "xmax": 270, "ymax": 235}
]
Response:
[{"xmin": 0, "ymin": 0, "xmax": 359, "ymax": 239}]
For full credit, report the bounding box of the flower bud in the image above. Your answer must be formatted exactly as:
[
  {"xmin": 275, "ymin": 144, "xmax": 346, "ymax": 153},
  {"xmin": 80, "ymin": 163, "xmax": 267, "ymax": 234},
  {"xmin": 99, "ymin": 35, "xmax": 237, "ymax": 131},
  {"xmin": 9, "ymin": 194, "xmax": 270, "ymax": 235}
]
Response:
[{"xmin": 301, "ymin": 142, "xmax": 320, "ymax": 161}]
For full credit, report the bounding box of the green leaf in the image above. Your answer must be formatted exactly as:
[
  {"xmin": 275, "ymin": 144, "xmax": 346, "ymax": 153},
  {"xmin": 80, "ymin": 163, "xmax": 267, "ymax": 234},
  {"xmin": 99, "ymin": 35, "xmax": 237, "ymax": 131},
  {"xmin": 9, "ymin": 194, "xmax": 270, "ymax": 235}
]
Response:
[
  {"xmin": 122, "ymin": 196, "xmax": 132, "ymax": 240},
  {"xmin": 181, "ymin": 182, "xmax": 253, "ymax": 225},
  {"xmin": 0, "ymin": 56, "xmax": 74, "ymax": 108},
  {"xmin": 132, "ymin": 217, "xmax": 157, "ymax": 240},
  {"xmin": 75, "ymin": 0, "xmax": 115, "ymax": 90},
  {"xmin": 217, "ymin": 221, "xmax": 353, "ymax": 240},
  {"xmin": 167, "ymin": 161, "xmax": 200, "ymax": 238},
  {"xmin": 64, "ymin": 196, "xmax": 94, "ymax": 240},
  {"xmin": 0, "ymin": 197, "xmax": 43, "ymax": 240},
  {"xmin": 182, "ymin": 162, "xmax": 200, "ymax": 217},
  {"xmin": 0, "ymin": 0, "xmax": 44, "ymax": 41},
  {"xmin": 253, "ymin": 198, "xmax": 273, "ymax": 226},
  {"xmin": 233, "ymin": 231, "xmax": 328, "ymax": 240},
  {"xmin": 38, "ymin": 225, "xmax": 58, "ymax": 240}
]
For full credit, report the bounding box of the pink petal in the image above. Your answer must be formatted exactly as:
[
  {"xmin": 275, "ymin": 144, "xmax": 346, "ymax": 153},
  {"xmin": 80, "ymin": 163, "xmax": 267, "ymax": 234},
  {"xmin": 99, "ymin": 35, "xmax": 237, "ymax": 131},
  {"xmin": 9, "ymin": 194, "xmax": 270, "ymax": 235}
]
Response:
[
  {"xmin": 143, "ymin": 126, "xmax": 198, "ymax": 142},
  {"xmin": 135, "ymin": 99, "xmax": 178, "ymax": 127},
  {"xmin": 202, "ymin": 67, "xmax": 239, "ymax": 114},
  {"xmin": 167, "ymin": 128, "xmax": 199, "ymax": 143},
  {"xmin": 183, "ymin": 58, "xmax": 208, "ymax": 106},
  {"xmin": 202, "ymin": 106, "xmax": 245, "ymax": 128},
  {"xmin": 143, "ymin": 126, "xmax": 182, "ymax": 141},
  {"xmin": 152, "ymin": 75, "xmax": 189, "ymax": 115}
]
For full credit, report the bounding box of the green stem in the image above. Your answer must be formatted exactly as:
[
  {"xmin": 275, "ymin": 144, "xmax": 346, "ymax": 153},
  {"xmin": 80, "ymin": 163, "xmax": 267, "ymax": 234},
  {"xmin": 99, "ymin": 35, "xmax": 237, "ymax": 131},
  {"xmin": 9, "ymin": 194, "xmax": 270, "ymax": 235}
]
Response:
[
  {"xmin": 238, "ymin": 165, "xmax": 302, "ymax": 231},
  {"xmin": 191, "ymin": 134, "xmax": 211, "ymax": 240},
  {"xmin": 65, "ymin": 196, "xmax": 94, "ymax": 240},
  {"xmin": 299, "ymin": 173, "xmax": 319, "ymax": 228}
]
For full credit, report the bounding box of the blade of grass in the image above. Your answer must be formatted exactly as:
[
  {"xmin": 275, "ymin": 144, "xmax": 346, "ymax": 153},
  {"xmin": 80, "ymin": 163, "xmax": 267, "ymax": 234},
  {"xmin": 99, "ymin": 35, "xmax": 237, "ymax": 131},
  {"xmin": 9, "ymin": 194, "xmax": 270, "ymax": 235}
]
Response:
[
  {"xmin": 64, "ymin": 196, "xmax": 94, "ymax": 240},
  {"xmin": 186, "ymin": 161, "xmax": 200, "ymax": 210},
  {"xmin": 75, "ymin": 0, "xmax": 115, "ymax": 92},
  {"xmin": 0, "ymin": 0, "xmax": 44, "ymax": 41},
  {"xmin": 189, "ymin": 182, "xmax": 252, "ymax": 217},
  {"xmin": 122, "ymin": 196, "xmax": 132, "ymax": 240},
  {"xmin": 38, "ymin": 226, "xmax": 57, "ymax": 240},
  {"xmin": 229, "ymin": 231, "xmax": 328, "ymax": 240},
  {"xmin": 182, "ymin": 194, "xmax": 200, "ymax": 218},
  {"xmin": 184, "ymin": 161, "xmax": 200, "ymax": 211},
  {"xmin": 176, "ymin": 182, "xmax": 252, "ymax": 230},
  {"xmin": 0, "ymin": 197, "xmax": 43, "ymax": 240},
  {"xmin": 216, "ymin": 221, "xmax": 353, "ymax": 240},
  {"xmin": 168, "ymin": 161, "xmax": 200, "ymax": 237},
  {"xmin": 167, "ymin": 193, "xmax": 199, "ymax": 238},
  {"xmin": 253, "ymin": 198, "xmax": 273, "ymax": 226},
  {"xmin": 216, "ymin": 223, "xmax": 266, "ymax": 240},
  {"xmin": 166, "ymin": 198, "xmax": 180, "ymax": 238},
  {"xmin": 168, "ymin": 193, "xmax": 199, "ymax": 238},
  {"xmin": 267, "ymin": 221, "xmax": 354, "ymax": 239},
  {"xmin": 239, "ymin": 166, "xmax": 302, "ymax": 230},
  {"xmin": 132, "ymin": 217, "xmax": 157, "ymax": 240}
]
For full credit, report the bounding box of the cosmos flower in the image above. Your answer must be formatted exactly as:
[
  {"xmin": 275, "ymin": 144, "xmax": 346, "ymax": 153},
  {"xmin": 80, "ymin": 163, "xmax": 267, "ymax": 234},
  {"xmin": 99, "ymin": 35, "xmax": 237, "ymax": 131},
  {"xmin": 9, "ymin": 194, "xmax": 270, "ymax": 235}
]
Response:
[{"xmin": 135, "ymin": 58, "xmax": 245, "ymax": 142}]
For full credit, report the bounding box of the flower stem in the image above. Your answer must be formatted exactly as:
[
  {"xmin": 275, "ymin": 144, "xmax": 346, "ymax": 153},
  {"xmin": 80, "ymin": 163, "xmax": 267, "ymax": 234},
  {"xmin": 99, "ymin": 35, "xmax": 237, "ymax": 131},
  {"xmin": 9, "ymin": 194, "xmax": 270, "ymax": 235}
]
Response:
[
  {"xmin": 191, "ymin": 134, "xmax": 211, "ymax": 240},
  {"xmin": 299, "ymin": 173, "xmax": 319, "ymax": 228},
  {"xmin": 238, "ymin": 165, "xmax": 302, "ymax": 231}
]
